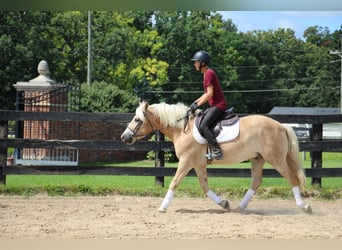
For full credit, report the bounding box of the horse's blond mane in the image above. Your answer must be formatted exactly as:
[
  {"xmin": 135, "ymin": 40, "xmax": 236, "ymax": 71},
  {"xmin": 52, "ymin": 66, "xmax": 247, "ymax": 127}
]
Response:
[{"xmin": 136, "ymin": 102, "xmax": 192, "ymax": 129}]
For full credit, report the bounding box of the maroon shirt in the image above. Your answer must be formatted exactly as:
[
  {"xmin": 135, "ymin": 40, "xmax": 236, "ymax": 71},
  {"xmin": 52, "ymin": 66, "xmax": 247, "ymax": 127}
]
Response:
[{"xmin": 203, "ymin": 68, "xmax": 227, "ymax": 112}]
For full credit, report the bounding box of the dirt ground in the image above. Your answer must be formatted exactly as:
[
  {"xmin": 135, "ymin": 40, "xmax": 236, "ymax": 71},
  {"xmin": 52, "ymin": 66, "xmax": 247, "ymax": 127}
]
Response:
[{"xmin": 0, "ymin": 195, "xmax": 341, "ymax": 239}]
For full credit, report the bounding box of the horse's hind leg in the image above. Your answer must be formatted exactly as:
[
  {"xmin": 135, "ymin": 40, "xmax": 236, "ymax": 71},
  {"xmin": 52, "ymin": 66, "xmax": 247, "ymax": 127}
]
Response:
[
  {"xmin": 288, "ymin": 175, "xmax": 312, "ymax": 214},
  {"xmin": 272, "ymin": 161, "xmax": 312, "ymax": 214},
  {"xmin": 238, "ymin": 157, "xmax": 265, "ymax": 211},
  {"xmin": 194, "ymin": 165, "xmax": 230, "ymax": 211}
]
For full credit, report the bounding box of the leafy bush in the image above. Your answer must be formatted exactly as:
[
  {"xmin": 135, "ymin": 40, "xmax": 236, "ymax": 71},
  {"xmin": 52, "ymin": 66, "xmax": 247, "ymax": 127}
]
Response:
[
  {"xmin": 146, "ymin": 134, "xmax": 178, "ymax": 162},
  {"xmin": 80, "ymin": 81, "xmax": 140, "ymax": 113}
]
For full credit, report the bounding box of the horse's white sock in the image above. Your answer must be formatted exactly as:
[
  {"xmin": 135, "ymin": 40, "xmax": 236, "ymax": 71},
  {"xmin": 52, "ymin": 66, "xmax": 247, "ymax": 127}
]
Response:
[
  {"xmin": 239, "ymin": 188, "xmax": 255, "ymax": 209},
  {"xmin": 292, "ymin": 186, "xmax": 305, "ymax": 208},
  {"xmin": 206, "ymin": 189, "xmax": 222, "ymax": 204},
  {"xmin": 160, "ymin": 189, "xmax": 174, "ymax": 209}
]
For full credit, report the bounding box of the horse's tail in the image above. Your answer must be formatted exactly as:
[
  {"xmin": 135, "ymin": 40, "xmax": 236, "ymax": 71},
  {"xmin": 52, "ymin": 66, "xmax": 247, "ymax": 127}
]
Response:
[{"xmin": 283, "ymin": 124, "xmax": 306, "ymax": 190}]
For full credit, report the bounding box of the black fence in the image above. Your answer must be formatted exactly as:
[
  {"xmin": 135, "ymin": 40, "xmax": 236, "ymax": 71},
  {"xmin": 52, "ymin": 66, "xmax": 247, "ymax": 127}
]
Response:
[{"xmin": 1, "ymin": 110, "xmax": 342, "ymax": 187}]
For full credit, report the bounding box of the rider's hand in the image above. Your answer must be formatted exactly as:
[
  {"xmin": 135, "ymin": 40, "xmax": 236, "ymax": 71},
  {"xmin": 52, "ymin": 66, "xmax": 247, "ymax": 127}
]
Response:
[{"xmin": 190, "ymin": 102, "xmax": 198, "ymax": 113}]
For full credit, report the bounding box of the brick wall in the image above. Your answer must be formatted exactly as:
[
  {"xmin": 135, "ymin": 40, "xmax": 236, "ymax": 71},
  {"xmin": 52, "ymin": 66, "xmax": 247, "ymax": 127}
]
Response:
[
  {"xmin": 78, "ymin": 121, "xmax": 147, "ymax": 162},
  {"xmin": 21, "ymin": 90, "xmax": 147, "ymax": 163}
]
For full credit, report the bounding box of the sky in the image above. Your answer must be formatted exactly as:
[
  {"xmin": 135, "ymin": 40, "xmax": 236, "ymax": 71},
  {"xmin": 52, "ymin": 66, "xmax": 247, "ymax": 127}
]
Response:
[{"xmin": 218, "ymin": 11, "xmax": 342, "ymax": 39}]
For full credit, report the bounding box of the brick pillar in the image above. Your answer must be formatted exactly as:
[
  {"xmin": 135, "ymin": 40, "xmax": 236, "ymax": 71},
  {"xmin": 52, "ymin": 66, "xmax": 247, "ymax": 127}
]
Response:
[{"xmin": 13, "ymin": 60, "xmax": 69, "ymax": 162}]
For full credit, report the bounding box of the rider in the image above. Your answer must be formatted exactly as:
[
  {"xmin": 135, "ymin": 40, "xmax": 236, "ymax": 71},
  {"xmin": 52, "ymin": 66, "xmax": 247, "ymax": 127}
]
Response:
[{"xmin": 190, "ymin": 50, "xmax": 227, "ymax": 160}]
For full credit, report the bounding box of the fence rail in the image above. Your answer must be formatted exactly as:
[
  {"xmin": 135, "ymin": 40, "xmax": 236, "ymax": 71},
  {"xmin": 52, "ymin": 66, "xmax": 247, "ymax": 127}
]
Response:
[
  {"xmin": 2, "ymin": 138, "xmax": 342, "ymax": 152},
  {"xmin": 1, "ymin": 110, "xmax": 342, "ymax": 186},
  {"xmin": 3, "ymin": 165, "xmax": 342, "ymax": 179}
]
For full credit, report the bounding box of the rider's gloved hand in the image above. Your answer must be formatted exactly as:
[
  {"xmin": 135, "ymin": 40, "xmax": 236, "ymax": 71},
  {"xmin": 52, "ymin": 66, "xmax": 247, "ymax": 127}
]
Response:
[{"xmin": 190, "ymin": 102, "xmax": 198, "ymax": 114}]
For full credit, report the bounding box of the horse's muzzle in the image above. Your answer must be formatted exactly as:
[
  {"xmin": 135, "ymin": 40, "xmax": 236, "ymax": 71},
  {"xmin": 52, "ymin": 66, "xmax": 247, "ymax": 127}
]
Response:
[{"xmin": 121, "ymin": 128, "xmax": 136, "ymax": 145}]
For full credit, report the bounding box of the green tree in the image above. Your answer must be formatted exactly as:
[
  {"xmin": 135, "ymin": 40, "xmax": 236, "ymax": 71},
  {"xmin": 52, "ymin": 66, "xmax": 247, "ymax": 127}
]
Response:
[
  {"xmin": 1, "ymin": 11, "xmax": 340, "ymax": 113},
  {"xmin": 80, "ymin": 81, "xmax": 139, "ymax": 113},
  {"xmin": 294, "ymin": 42, "xmax": 339, "ymax": 107},
  {"xmin": 0, "ymin": 11, "xmax": 57, "ymax": 109},
  {"xmin": 304, "ymin": 25, "xmax": 333, "ymax": 47},
  {"xmin": 91, "ymin": 11, "xmax": 169, "ymax": 94},
  {"xmin": 154, "ymin": 11, "xmax": 239, "ymax": 105},
  {"xmin": 49, "ymin": 11, "xmax": 88, "ymax": 83}
]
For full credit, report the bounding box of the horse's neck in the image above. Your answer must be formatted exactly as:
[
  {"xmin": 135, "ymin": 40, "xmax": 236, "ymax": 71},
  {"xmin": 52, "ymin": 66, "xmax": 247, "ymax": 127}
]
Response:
[
  {"xmin": 158, "ymin": 125, "xmax": 179, "ymax": 141},
  {"xmin": 159, "ymin": 118, "xmax": 193, "ymax": 143},
  {"xmin": 148, "ymin": 108, "xmax": 193, "ymax": 142}
]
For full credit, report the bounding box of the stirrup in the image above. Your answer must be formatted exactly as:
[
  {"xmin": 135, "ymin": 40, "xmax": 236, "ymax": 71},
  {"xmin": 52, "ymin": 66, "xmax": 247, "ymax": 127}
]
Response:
[
  {"xmin": 205, "ymin": 147, "xmax": 213, "ymax": 161},
  {"xmin": 205, "ymin": 148, "xmax": 223, "ymax": 160},
  {"xmin": 212, "ymin": 151, "xmax": 223, "ymax": 160}
]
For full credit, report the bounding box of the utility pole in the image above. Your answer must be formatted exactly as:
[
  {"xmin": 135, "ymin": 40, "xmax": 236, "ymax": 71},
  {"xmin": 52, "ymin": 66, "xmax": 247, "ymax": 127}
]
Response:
[
  {"xmin": 330, "ymin": 39, "xmax": 342, "ymax": 113},
  {"xmin": 87, "ymin": 11, "xmax": 92, "ymax": 84}
]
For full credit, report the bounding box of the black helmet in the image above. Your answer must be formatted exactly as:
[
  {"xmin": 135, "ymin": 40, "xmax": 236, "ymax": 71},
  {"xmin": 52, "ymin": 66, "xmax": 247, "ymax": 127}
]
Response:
[{"xmin": 191, "ymin": 51, "xmax": 211, "ymax": 66}]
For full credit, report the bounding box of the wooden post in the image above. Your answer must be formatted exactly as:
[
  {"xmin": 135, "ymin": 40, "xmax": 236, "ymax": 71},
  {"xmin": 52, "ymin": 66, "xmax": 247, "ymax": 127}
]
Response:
[
  {"xmin": 155, "ymin": 131, "xmax": 165, "ymax": 187},
  {"xmin": 0, "ymin": 120, "xmax": 8, "ymax": 185},
  {"xmin": 311, "ymin": 123, "xmax": 322, "ymax": 187}
]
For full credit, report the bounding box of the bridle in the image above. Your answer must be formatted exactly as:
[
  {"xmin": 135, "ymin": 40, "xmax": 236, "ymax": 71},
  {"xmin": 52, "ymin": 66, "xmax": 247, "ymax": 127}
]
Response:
[
  {"xmin": 126, "ymin": 111, "xmax": 152, "ymax": 139},
  {"xmin": 127, "ymin": 109, "xmax": 192, "ymax": 139}
]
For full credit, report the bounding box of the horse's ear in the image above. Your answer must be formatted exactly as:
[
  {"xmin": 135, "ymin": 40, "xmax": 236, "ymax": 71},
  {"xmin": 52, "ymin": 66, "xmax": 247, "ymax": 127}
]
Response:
[{"xmin": 140, "ymin": 100, "xmax": 149, "ymax": 112}]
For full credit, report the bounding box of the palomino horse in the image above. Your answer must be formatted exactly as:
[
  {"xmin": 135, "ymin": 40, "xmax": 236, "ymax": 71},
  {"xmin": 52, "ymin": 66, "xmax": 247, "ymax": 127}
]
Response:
[{"xmin": 121, "ymin": 102, "xmax": 312, "ymax": 214}]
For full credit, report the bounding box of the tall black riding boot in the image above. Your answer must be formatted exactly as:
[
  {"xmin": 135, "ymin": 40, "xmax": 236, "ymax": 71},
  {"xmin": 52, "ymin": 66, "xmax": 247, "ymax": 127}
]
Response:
[{"xmin": 203, "ymin": 128, "xmax": 223, "ymax": 160}]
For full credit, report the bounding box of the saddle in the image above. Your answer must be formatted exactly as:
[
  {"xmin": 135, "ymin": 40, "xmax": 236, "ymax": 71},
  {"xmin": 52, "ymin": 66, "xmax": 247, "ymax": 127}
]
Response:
[{"xmin": 195, "ymin": 107, "xmax": 239, "ymax": 138}]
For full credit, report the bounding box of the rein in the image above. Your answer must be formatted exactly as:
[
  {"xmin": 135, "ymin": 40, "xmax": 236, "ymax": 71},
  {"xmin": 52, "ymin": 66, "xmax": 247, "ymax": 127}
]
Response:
[{"xmin": 176, "ymin": 109, "xmax": 192, "ymax": 134}]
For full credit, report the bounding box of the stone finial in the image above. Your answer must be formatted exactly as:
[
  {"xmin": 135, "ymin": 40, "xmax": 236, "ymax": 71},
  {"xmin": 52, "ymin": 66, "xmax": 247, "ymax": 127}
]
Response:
[
  {"xmin": 29, "ymin": 60, "xmax": 56, "ymax": 84},
  {"xmin": 37, "ymin": 60, "xmax": 50, "ymax": 76}
]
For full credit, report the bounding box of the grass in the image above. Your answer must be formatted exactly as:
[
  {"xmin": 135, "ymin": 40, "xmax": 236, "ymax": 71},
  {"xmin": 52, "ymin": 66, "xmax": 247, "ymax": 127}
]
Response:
[{"xmin": 1, "ymin": 153, "xmax": 342, "ymax": 199}]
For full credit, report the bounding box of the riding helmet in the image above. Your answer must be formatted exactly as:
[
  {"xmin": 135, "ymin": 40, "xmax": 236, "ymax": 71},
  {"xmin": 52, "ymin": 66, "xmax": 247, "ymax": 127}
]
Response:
[{"xmin": 191, "ymin": 51, "xmax": 211, "ymax": 66}]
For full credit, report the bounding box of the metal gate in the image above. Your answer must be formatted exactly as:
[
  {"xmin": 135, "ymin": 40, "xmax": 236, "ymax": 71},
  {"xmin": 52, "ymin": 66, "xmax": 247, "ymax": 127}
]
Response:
[{"xmin": 15, "ymin": 84, "xmax": 81, "ymax": 166}]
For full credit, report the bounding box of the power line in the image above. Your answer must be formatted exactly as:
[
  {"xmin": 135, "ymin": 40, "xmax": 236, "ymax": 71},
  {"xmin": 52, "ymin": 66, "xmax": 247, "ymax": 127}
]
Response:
[
  {"xmin": 168, "ymin": 60, "xmax": 331, "ymax": 71},
  {"xmin": 165, "ymin": 76, "xmax": 340, "ymax": 86},
  {"xmin": 147, "ymin": 86, "xmax": 339, "ymax": 94}
]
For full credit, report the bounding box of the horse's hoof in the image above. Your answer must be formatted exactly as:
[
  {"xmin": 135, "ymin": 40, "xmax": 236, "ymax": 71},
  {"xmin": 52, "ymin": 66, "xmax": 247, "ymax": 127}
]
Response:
[
  {"xmin": 233, "ymin": 207, "xmax": 245, "ymax": 213},
  {"xmin": 302, "ymin": 204, "xmax": 312, "ymax": 214},
  {"xmin": 219, "ymin": 200, "xmax": 230, "ymax": 211},
  {"xmin": 158, "ymin": 207, "xmax": 167, "ymax": 213}
]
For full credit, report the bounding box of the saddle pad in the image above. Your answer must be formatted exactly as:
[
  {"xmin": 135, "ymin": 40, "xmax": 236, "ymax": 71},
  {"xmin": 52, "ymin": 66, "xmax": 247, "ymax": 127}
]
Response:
[{"xmin": 193, "ymin": 119, "xmax": 240, "ymax": 144}]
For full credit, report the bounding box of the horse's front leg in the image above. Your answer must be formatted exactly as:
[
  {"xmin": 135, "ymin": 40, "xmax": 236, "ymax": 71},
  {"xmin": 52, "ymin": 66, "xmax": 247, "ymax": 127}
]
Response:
[
  {"xmin": 194, "ymin": 165, "xmax": 230, "ymax": 211},
  {"xmin": 158, "ymin": 162, "xmax": 191, "ymax": 213}
]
